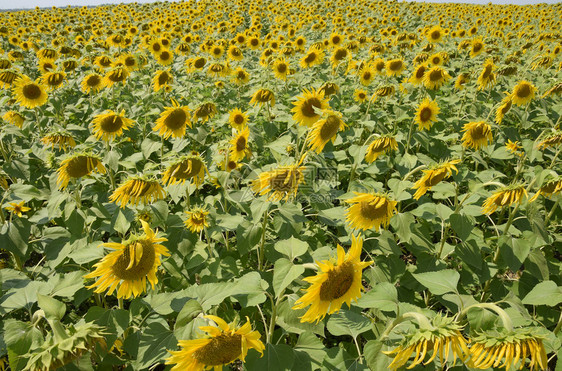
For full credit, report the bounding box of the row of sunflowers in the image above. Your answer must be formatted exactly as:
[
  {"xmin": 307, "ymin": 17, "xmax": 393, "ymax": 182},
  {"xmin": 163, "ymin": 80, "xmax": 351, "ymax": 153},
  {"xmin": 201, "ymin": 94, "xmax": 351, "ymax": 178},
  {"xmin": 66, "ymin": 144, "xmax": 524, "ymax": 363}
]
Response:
[{"xmin": 0, "ymin": 0, "xmax": 561, "ymax": 370}]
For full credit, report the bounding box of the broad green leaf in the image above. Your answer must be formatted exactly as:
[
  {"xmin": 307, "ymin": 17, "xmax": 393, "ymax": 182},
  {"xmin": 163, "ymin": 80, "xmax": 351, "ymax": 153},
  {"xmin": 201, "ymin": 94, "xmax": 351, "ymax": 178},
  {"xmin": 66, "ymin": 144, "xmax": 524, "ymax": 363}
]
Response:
[
  {"xmin": 134, "ymin": 321, "xmax": 177, "ymax": 369},
  {"xmin": 522, "ymin": 281, "xmax": 562, "ymax": 306},
  {"xmin": 37, "ymin": 294, "xmax": 66, "ymax": 321},
  {"xmin": 412, "ymin": 270, "xmax": 459, "ymax": 295},
  {"xmin": 276, "ymin": 296, "xmax": 325, "ymax": 336},
  {"xmin": 274, "ymin": 236, "xmax": 309, "ymax": 261},
  {"xmin": 356, "ymin": 282, "xmax": 398, "ymax": 312},
  {"xmin": 273, "ymin": 258, "xmax": 304, "ymax": 296},
  {"xmin": 326, "ymin": 310, "xmax": 371, "ymax": 338},
  {"xmin": 174, "ymin": 299, "xmax": 203, "ymax": 330},
  {"xmin": 450, "ymin": 213, "xmax": 473, "ymax": 241},
  {"xmin": 245, "ymin": 343, "xmax": 295, "ymax": 371},
  {"xmin": 364, "ymin": 340, "xmax": 391, "ymax": 370}
]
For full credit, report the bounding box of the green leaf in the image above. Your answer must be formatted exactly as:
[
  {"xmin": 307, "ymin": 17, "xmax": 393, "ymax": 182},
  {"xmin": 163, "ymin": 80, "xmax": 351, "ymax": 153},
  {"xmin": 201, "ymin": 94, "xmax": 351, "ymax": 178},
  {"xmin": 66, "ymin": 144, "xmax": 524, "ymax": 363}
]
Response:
[
  {"xmin": 112, "ymin": 209, "xmax": 133, "ymax": 235},
  {"xmin": 273, "ymin": 258, "xmax": 304, "ymax": 297},
  {"xmin": 245, "ymin": 343, "xmax": 295, "ymax": 371},
  {"xmin": 276, "ymin": 297, "xmax": 325, "ymax": 336},
  {"xmin": 0, "ymin": 281, "xmax": 51, "ymax": 315},
  {"xmin": 274, "ymin": 236, "xmax": 309, "ymax": 261},
  {"xmin": 3, "ymin": 319, "xmax": 44, "ymax": 355},
  {"xmin": 84, "ymin": 307, "xmax": 129, "ymax": 336},
  {"xmin": 326, "ymin": 309, "xmax": 371, "ymax": 338},
  {"xmin": 37, "ymin": 294, "xmax": 66, "ymax": 321},
  {"xmin": 450, "ymin": 213, "xmax": 473, "ymax": 241},
  {"xmin": 356, "ymin": 282, "xmax": 398, "ymax": 312},
  {"xmin": 412, "ymin": 270, "xmax": 459, "ymax": 295},
  {"xmin": 0, "ymin": 218, "xmax": 31, "ymax": 258},
  {"xmin": 522, "ymin": 281, "xmax": 562, "ymax": 306},
  {"xmin": 134, "ymin": 321, "xmax": 177, "ymax": 369},
  {"xmin": 174, "ymin": 299, "xmax": 203, "ymax": 331},
  {"xmin": 390, "ymin": 212, "xmax": 415, "ymax": 243},
  {"xmin": 364, "ymin": 340, "xmax": 391, "ymax": 370}
]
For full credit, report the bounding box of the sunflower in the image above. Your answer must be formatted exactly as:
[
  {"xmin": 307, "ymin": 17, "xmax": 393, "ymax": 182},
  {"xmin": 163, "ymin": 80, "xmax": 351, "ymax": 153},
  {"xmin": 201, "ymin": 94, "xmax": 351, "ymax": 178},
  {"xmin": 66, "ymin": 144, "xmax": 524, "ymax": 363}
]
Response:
[
  {"xmin": 0, "ymin": 69, "xmax": 20, "ymax": 89},
  {"xmin": 230, "ymin": 127, "xmax": 251, "ymax": 162},
  {"xmin": 415, "ymin": 98, "xmax": 440, "ymax": 130},
  {"xmin": 94, "ymin": 55, "xmax": 113, "ymax": 69},
  {"xmin": 42, "ymin": 71, "xmax": 66, "ymax": 90},
  {"xmin": 386, "ymin": 58, "xmax": 405, "ymax": 77},
  {"xmin": 207, "ymin": 62, "xmax": 230, "ymax": 78},
  {"xmin": 306, "ymin": 110, "xmax": 346, "ymax": 153},
  {"xmin": 2, "ymin": 110, "xmax": 25, "ymax": 128},
  {"xmin": 470, "ymin": 37, "xmax": 485, "ymax": 58},
  {"xmin": 153, "ymin": 101, "xmax": 191, "ymax": 139},
  {"xmin": 529, "ymin": 176, "xmax": 562, "ymax": 202},
  {"xmin": 505, "ymin": 139, "xmax": 523, "ymax": 157},
  {"xmin": 184, "ymin": 207, "xmax": 210, "ymax": 233},
  {"xmin": 166, "ymin": 315, "xmax": 265, "ymax": 371},
  {"xmin": 495, "ymin": 94, "xmax": 513, "ymax": 124},
  {"xmin": 156, "ymin": 50, "xmax": 173, "ymax": 66},
  {"xmin": 423, "ymin": 66, "xmax": 451, "ymax": 90},
  {"xmin": 5, "ymin": 201, "xmax": 31, "ymax": 217},
  {"xmin": 231, "ymin": 67, "xmax": 250, "ymax": 85},
  {"xmin": 359, "ymin": 66, "xmax": 375, "ymax": 86},
  {"xmin": 81, "ymin": 73, "xmax": 103, "ymax": 94},
  {"xmin": 481, "ymin": 184, "xmax": 527, "ymax": 214},
  {"xmin": 41, "ymin": 131, "xmax": 76, "ymax": 151},
  {"xmin": 542, "ymin": 82, "xmax": 562, "ymax": 98},
  {"xmin": 412, "ymin": 159, "xmax": 461, "ymax": 200},
  {"xmin": 300, "ymin": 49, "xmax": 325, "ymax": 68},
  {"xmin": 510, "ymin": 80, "xmax": 536, "ymax": 106},
  {"xmin": 538, "ymin": 131, "xmax": 562, "ymax": 149},
  {"xmin": 12, "ymin": 75, "xmax": 48, "ymax": 108},
  {"xmin": 292, "ymin": 234, "xmax": 372, "ymax": 323},
  {"xmin": 272, "ymin": 58, "xmax": 289, "ymax": 80},
  {"xmin": 252, "ymin": 159, "xmax": 306, "ymax": 202},
  {"xmin": 103, "ymin": 66, "xmax": 129, "ymax": 88},
  {"xmin": 109, "ymin": 177, "xmax": 166, "ymax": 208},
  {"xmin": 455, "ymin": 73, "xmax": 470, "ymax": 90},
  {"xmin": 57, "ymin": 154, "xmax": 106, "ymax": 189},
  {"xmin": 354, "ymin": 89, "xmax": 368, "ymax": 103},
  {"xmin": 227, "ymin": 45, "xmax": 243, "ymax": 61},
  {"xmin": 345, "ymin": 192, "xmax": 397, "ymax": 231},
  {"xmin": 330, "ymin": 47, "xmax": 349, "ymax": 67},
  {"xmin": 467, "ymin": 328, "xmax": 548, "ymax": 371},
  {"xmin": 409, "ymin": 64, "xmax": 427, "ymax": 85},
  {"xmin": 291, "ymin": 88, "xmax": 330, "ymax": 127},
  {"xmin": 477, "ymin": 59, "xmax": 496, "ymax": 90},
  {"xmin": 153, "ymin": 69, "xmax": 173, "ymax": 92},
  {"xmin": 365, "ymin": 135, "xmax": 398, "ymax": 163},
  {"xmin": 319, "ymin": 82, "xmax": 339, "ymax": 97},
  {"xmin": 191, "ymin": 57, "xmax": 207, "ymax": 70},
  {"xmin": 192, "ymin": 102, "xmax": 217, "ymax": 124},
  {"xmin": 91, "ymin": 109, "xmax": 134, "ymax": 141},
  {"xmin": 250, "ymin": 88, "xmax": 275, "ymax": 107},
  {"xmin": 161, "ymin": 155, "xmax": 207, "ymax": 187},
  {"xmin": 461, "ymin": 121, "xmax": 493, "ymax": 150},
  {"xmin": 84, "ymin": 220, "xmax": 169, "ymax": 299},
  {"xmin": 228, "ymin": 108, "xmax": 248, "ymax": 130},
  {"xmin": 383, "ymin": 315, "xmax": 469, "ymax": 370},
  {"xmin": 426, "ymin": 25, "xmax": 444, "ymax": 43}
]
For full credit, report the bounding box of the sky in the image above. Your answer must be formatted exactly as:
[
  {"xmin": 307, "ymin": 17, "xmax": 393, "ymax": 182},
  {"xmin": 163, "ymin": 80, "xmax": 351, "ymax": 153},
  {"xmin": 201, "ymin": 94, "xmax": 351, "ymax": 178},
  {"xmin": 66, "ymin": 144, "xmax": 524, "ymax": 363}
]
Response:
[{"xmin": 0, "ymin": 0, "xmax": 560, "ymax": 10}]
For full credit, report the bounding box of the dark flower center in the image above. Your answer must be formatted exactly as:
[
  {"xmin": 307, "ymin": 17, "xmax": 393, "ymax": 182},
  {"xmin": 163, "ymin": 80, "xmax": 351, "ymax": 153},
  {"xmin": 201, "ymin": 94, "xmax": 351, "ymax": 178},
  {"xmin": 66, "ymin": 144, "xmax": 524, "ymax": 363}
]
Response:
[
  {"xmin": 23, "ymin": 84, "xmax": 42, "ymax": 99},
  {"xmin": 193, "ymin": 334, "xmax": 242, "ymax": 366},
  {"xmin": 164, "ymin": 108, "xmax": 187, "ymax": 130},
  {"xmin": 319, "ymin": 261, "xmax": 355, "ymax": 301},
  {"xmin": 112, "ymin": 239, "xmax": 155, "ymax": 280}
]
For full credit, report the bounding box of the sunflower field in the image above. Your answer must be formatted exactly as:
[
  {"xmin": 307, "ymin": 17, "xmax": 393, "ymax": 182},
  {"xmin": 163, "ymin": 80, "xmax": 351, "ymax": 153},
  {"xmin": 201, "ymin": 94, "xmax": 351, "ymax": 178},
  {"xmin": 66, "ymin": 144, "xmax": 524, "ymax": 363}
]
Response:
[{"xmin": 1, "ymin": 0, "xmax": 562, "ymax": 369}]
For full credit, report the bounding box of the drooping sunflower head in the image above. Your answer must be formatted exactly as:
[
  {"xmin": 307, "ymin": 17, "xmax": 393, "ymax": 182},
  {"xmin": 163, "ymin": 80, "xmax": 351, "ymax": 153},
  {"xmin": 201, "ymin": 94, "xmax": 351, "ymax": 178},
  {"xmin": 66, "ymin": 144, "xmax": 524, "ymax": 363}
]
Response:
[
  {"xmin": 538, "ymin": 131, "xmax": 562, "ymax": 149},
  {"xmin": 306, "ymin": 110, "xmax": 347, "ymax": 153},
  {"xmin": 409, "ymin": 64, "xmax": 427, "ymax": 85},
  {"xmin": 412, "ymin": 159, "xmax": 461, "ymax": 200},
  {"xmin": 91, "ymin": 109, "xmax": 134, "ymax": 142},
  {"xmin": 2, "ymin": 110, "xmax": 25, "ymax": 128},
  {"xmin": 227, "ymin": 45, "xmax": 243, "ymax": 61},
  {"xmin": 510, "ymin": 80, "xmax": 536, "ymax": 106},
  {"xmin": 454, "ymin": 72, "xmax": 470, "ymax": 90},
  {"xmin": 103, "ymin": 66, "xmax": 129, "ymax": 88},
  {"xmin": 231, "ymin": 67, "xmax": 250, "ymax": 85},
  {"xmin": 542, "ymin": 82, "xmax": 562, "ymax": 98},
  {"xmin": 57, "ymin": 153, "xmax": 106, "ymax": 189},
  {"xmin": 192, "ymin": 102, "xmax": 217, "ymax": 123},
  {"xmin": 345, "ymin": 192, "xmax": 398, "ymax": 231},
  {"xmin": 184, "ymin": 206, "xmax": 210, "ymax": 233},
  {"xmin": 461, "ymin": 121, "xmax": 493, "ymax": 150},
  {"xmin": 252, "ymin": 160, "xmax": 306, "ymax": 202},
  {"xmin": 318, "ymin": 82, "xmax": 339, "ymax": 97},
  {"xmin": 330, "ymin": 47, "xmax": 349, "ymax": 66},
  {"xmin": 415, "ymin": 98, "xmax": 440, "ymax": 130},
  {"xmin": 250, "ymin": 88, "xmax": 275, "ymax": 107},
  {"xmin": 481, "ymin": 183, "xmax": 527, "ymax": 214},
  {"xmin": 109, "ymin": 176, "xmax": 166, "ymax": 208},
  {"xmin": 84, "ymin": 220, "xmax": 169, "ymax": 299},
  {"xmin": 228, "ymin": 108, "xmax": 248, "ymax": 130},
  {"xmin": 291, "ymin": 88, "xmax": 330, "ymax": 127},
  {"xmin": 161, "ymin": 154, "xmax": 207, "ymax": 187},
  {"xmin": 292, "ymin": 234, "xmax": 372, "ymax": 323},
  {"xmin": 229, "ymin": 127, "xmax": 251, "ymax": 162},
  {"xmin": 0, "ymin": 69, "xmax": 21, "ymax": 89},
  {"xmin": 477, "ymin": 59, "xmax": 496, "ymax": 90},
  {"xmin": 41, "ymin": 131, "xmax": 76, "ymax": 151},
  {"xmin": 42, "ymin": 70, "xmax": 66, "ymax": 91},
  {"xmin": 365, "ymin": 135, "xmax": 398, "ymax": 163},
  {"xmin": 154, "ymin": 100, "xmax": 192, "ymax": 139},
  {"xmin": 12, "ymin": 75, "xmax": 48, "ymax": 108},
  {"xmin": 166, "ymin": 315, "xmax": 265, "ymax": 371},
  {"xmin": 529, "ymin": 176, "xmax": 562, "ymax": 202},
  {"xmin": 495, "ymin": 94, "xmax": 513, "ymax": 124},
  {"xmin": 81, "ymin": 73, "xmax": 103, "ymax": 94},
  {"xmin": 423, "ymin": 66, "xmax": 451, "ymax": 90},
  {"xmin": 153, "ymin": 69, "xmax": 173, "ymax": 92}
]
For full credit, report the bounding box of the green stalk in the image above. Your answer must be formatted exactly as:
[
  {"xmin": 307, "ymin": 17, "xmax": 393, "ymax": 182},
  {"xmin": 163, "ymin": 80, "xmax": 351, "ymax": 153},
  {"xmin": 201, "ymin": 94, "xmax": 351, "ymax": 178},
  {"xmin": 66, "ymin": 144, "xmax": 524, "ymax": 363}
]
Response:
[
  {"xmin": 258, "ymin": 209, "xmax": 269, "ymax": 271},
  {"xmin": 545, "ymin": 198, "xmax": 560, "ymax": 226}
]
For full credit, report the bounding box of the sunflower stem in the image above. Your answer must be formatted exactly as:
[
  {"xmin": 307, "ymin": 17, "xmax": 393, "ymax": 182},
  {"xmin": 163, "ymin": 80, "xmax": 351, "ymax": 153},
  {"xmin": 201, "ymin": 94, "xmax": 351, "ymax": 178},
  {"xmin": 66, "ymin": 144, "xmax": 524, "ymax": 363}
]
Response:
[
  {"xmin": 553, "ymin": 311, "xmax": 562, "ymax": 335},
  {"xmin": 545, "ymin": 198, "xmax": 560, "ymax": 226},
  {"xmin": 404, "ymin": 121, "xmax": 415, "ymax": 155},
  {"xmin": 258, "ymin": 208, "xmax": 269, "ymax": 271},
  {"xmin": 548, "ymin": 146, "xmax": 561, "ymax": 169},
  {"xmin": 267, "ymin": 290, "xmax": 284, "ymax": 344},
  {"xmin": 73, "ymin": 179, "xmax": 81, "ymax": 209},
  {"xmin": 118, "ymin": 298, "xmax": 124, "ymax": 310}
]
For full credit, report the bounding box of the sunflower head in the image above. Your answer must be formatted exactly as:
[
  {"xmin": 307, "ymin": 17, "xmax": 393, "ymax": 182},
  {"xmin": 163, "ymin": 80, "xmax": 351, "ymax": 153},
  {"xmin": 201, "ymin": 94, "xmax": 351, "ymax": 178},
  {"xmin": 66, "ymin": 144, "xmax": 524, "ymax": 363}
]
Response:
[
  {"xmin": 477, "ymin": 59, "xmax": 496, "ymax": 90},
  {"xmin": 409, "ymin": 64, "xmax": 427, "ymax": 85},
  {"xmin": 154, "ymin": 100, "xmax": 191, "ymax": 139},
  {"xmin": 184, "ymin": 207, "xmax": 210, "ymax": 233},
  {"xmin": 192, "ymin": 102, "xmax": 217, "ymax": 123},
  {"xmin": 162, "ymin": 154, "xmax": 207, "ymax": 187},
  {"xmin": 41, "ymin": 131, "xmax": 76, "ymax": 151},
  {"xmin": 81, "ymin": 73, "xmax": 103, "ymax": 94},
  {"xmin": 538, "ymin": 131, "xmax": 562, "ymax": 149},
  {"xmin": 345, "ymin": 192, "xmax": 398, "ymax": 231},
  {"xmin": 412, "ymin": 159, "xmax": 461, "ymax": 200},
  {"xmin": 511, "ymin": 80, "xmax": 536, "ymax": 106},
  {"xmin": 365, "ymin": 135, "xmax": 398, "ymax": 163},
  {"xmin": 91, "ymin": 109, "xmax": 134, "ymax": 142},
  {"xmin": 319, "ymin": 82, "xmax": 339, "ymax": 97},
  {"xmin": 5, "ymin": 200, "xmax": 31, "ymax": 217},
  {"xmin": 57, "ymin": 153, "xmax": 106, "ymax": 189},
  {"xmin": 306, "ymin": 110, "xmax": 346, "ymax": 153},
  {"xmin": 386, "ymin": 58, "xmax": 405, "ymax": 77},
  {"xmin": 228, "ymin": 108, "xmax": 248, "ymax": 130},
  {"xmin": 229, "ymin": 127, "xmax": 251, "ymax": 162},
  {"xmin": 423, "ymin": 66, "xmax": 451, "ymax": 90},
  {"xmin": 103, "ymin": 66, "xmax": 129, "ymax": 87},
  {"xmin": 2, "ymin": 110, "xmax": 25, "ymax": 128},
  {"xmin": 495, "ymin": 94, "xmax": 513, "ymax": 124},
  {"xmin": 529, "ymin": 176, "xmax": 562, "ymax": 202},
  {"xmin": 291, "ymin": 88, "xmax": 330, "ymax": 127},
  {"xmin": 252, "ymin": 160, "xmax": 306, "ymax": 202},
  {"xmin": 461, "ymin": 121, "xmax": 493, "ymax": 150},
  {"xmin": 42, "ymin": 71, "xmax": 66, "ymax": 90},
  {"xmin": 12, "ymin": 75, "xmax": 48, "ymax": 108},
  {"xmin": 427, "ymin": 25, "xmax": 444, "ymax": 43},
  {"xmin": 153, "ymin": 69, "xmax": 173, "ymax": 92},
  {"xmin": 481, "ymin": 184, "xmax": 527, "ymax": 214},
  {"xmin": 250, "ymin": 88, "xmax": 275, "ymax": 107},
  {"xmin": 415, "ymin": 98, "xmax": 440, "ymax": 130},
  {"xmin": 109, "ymin": 176, "xmax": 166, "ymax": 208}
]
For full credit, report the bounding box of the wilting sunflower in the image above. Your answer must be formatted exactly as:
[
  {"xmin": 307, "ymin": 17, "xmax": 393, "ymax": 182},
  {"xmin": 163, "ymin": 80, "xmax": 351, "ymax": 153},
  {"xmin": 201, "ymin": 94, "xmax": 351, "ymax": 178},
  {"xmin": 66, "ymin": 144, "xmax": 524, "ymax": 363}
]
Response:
[
  {"xmin": 292, "ymin": 234, "xmax": 372, "ymax": 323},
  {"xmin": 184, "ymin": 207, "xmax": 210, "ymax": 233},
  {"xmin": 2, "ymin": 110, "xmax": 24, "ymax": 128},
  {"xmin": 529, "ymin": 176, "xmax": 562, "ymax": 202},
  {"xmin": 505, "ymin": 139, "xmax": 523, "ymax": 156},
  {"xmin": 542, "ymin": 82, "xmax": 562, "ymax": 98},
  {"xmin": 0, "ymin": 69, "xmax": 21, "ymax": 89},
  {"xmin": 103, "ymin": 66, "xmax": 129, "ymax": 88},
  {"xmin": 477, "ymin": 59, "xmax": 496, "ymax": 90},
  {"xmin": 423, "ymin": 66, "xmax": 451, "ymax": 90},
  {"xmin": 467, "ymin": 327, "xmax": 548, "ymax": 371},
  {"xmin": 409, "ymin": 64, "xmax": 427, "ymax": 85},
  {"xmin": 365, "ymin": 135, "xmax": 398, "ymax": 163},
  {"xmin": 538, "ymin": 131, "xmax": 562, "ymax": 149},
  {"xmin": 161, "ymin": 154, "xmax": 207, "ymax": 187},
  {"xmin": 345, "ymin": 192, "xmax": 397, "ymax": 231},
  {"xmin": 354, "ymin": 89, "xmax": 368, "ymax": 103},
  {"xmin": 386, "ymin": 58, "xmax": 405, "ymax": 77},
  {"xmin": 510, "ymin": 80, "xmax": 536, "ymax": 106},
  {"xmin": 383, "ymin": 315, "xmax": 469, "ymax": 370},
  {"xmin": 153, "ymin": 69, "xmax": 173, "ymax": 92},
  {"xmin": 481, "ymin": 184, "xmax": 527, "ymax": 214},
  {"xmin": 455, "ymin": 72, "xmax": 470, "ymax": 90},
  {"xmin": 42, "ymin": 71, "xmax": 66, "ymax": 90},
  {"xmin": 272, "ymin": 58, "xmax": 289, "ymax": 80},
  {"xmin": 300, "ymin": 49, "xmax": 325, "ymax": 68},
  {"xmin": 252, "ymin": 158, "xmax": 306, "ymax": 202},
  {"xmin": 230, "ymin": 127, "xmax": 251, "ymax": 162},
  {"xmin": 192, "ymin": 102, "xmax": 217, "ymax": 124},
  {"xmin": 166, "ymin": 315, "xmax": 265, "ymax": 371},
  {"xmin": 470, "ymin": 37, "xmax": 485, "ymax": 58},
  {"xmin": 41, "ymin": 131, "xmax": 76, "ymax": 151},
  {"xmin": 227, "ymin": 45, "xmax": 243, "ymax": 61},
  {"xmin": 228, "ymin": 108, "xmax": 248, "ymax": 130},
  {"xmin": 231, "ymin": 67, "xmax": 250, "ymax": 85},
  {"xmin": 154, "ymin": 100, "xmax": 191, "ymax": 139},
  {"xmin": 57, "ymin": 154, "xmax": 106, "ymax": 189},
  {"xmin": 5, "ymin": 201, "xmax": 31, "ymax": 217},
  {"xmin": 306, "ymin": 110, "xmax": 346, "ymax": 153},
  {"xmin": 81, "ymin": 73, "xmax": 103, "ymax": 94},
  {"xmin": 461, "ymin": 121, "xmax": 493, "ymax": 150},
  {"xmin": 250, "ymin": 88, "xmax": 275, "ymax": 107},
  {"xmin": 291, "ymin": 88, "xmax": 330, "ymax": 127},
  {"xmin": 319, "ymin": 82, "xmax": 339, "ymax": 97},
  {"xmin": 12, "ymin": 75, "xmax": 48, "ymax": 108},
  {"xmin": 495, "ymin": 94, "xmax": 513, "ymax": 124},
  {"xmin": 91, "ymin": 110, "xmax": 134, "ymax": 141},
  {"xmin": 110, "ymin": 177, "xmax": 166, "ymax": 208},
  {"xmin": 84, "ymin": 220, "xmax": 169, "ymax": 299},
  {"xmin": 412, "ymin": 159, "xmax": 461, "ymax": 200},
  {"xmin": 415, "ymin": 98, "xmax": 440, "ymax": 130}
]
